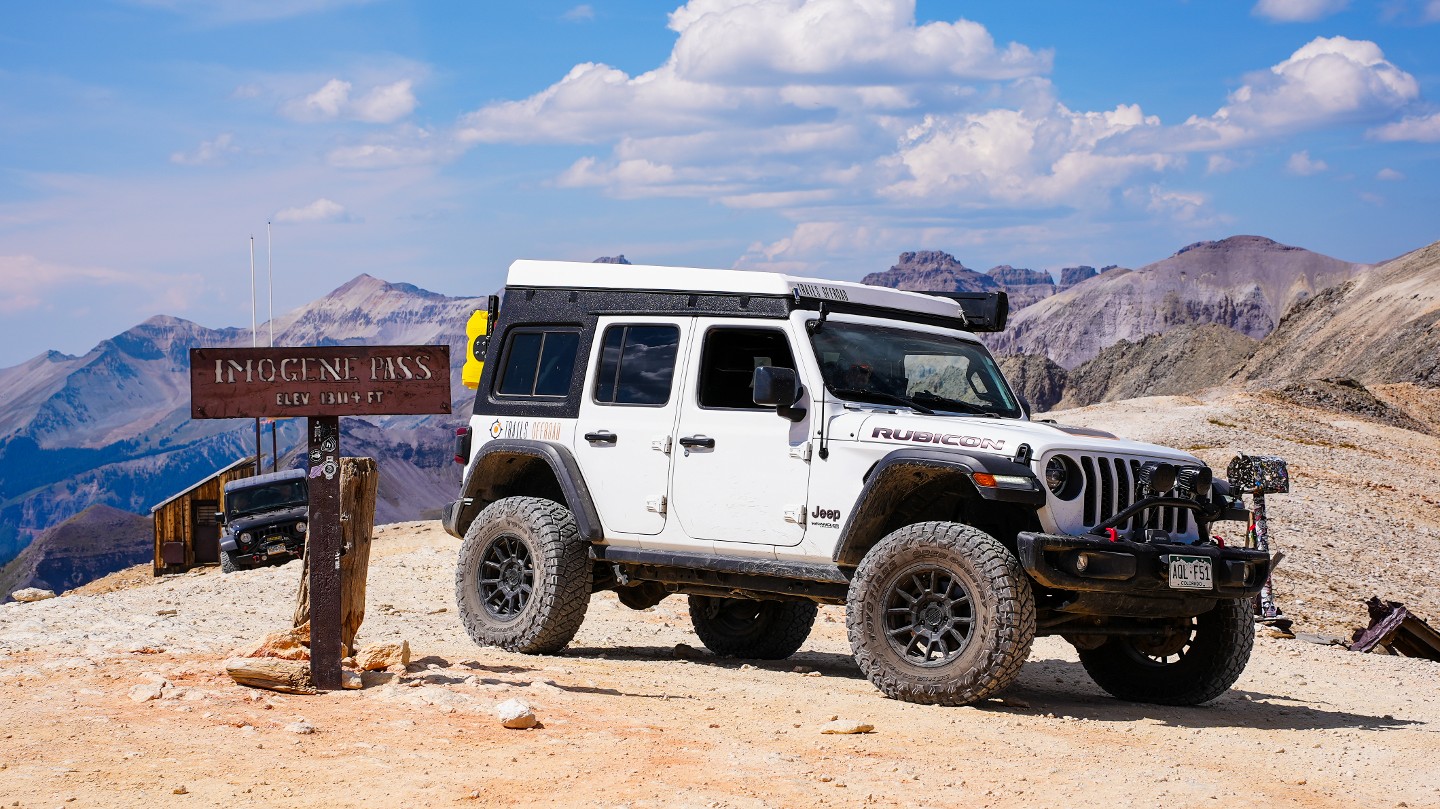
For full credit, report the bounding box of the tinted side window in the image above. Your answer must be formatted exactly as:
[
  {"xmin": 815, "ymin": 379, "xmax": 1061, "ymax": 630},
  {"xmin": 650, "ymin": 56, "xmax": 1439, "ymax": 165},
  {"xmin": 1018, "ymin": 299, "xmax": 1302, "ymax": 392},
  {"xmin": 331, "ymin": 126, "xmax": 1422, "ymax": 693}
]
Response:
[
  {"xmin": 594, "ymin": 325, "xmax": 680, "ymax": 406},
  {"xmin": 697, "ymin": 328, "xmax": 795, "ymax": 409},
  {"xmin": 498, "ymin": 330, "xmax": 580, "ymax": 397}
]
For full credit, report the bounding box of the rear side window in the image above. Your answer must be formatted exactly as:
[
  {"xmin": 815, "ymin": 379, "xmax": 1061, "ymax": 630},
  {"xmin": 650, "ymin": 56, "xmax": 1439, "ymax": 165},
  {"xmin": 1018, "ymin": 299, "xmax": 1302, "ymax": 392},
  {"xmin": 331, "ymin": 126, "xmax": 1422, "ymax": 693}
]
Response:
[
  {"xmin": 497, "ymin": 329, "xmax": 580, "ymax": 397},
  {"xmin": 593, "ymin": 324, "xmax": 680, "ymax": 406}
]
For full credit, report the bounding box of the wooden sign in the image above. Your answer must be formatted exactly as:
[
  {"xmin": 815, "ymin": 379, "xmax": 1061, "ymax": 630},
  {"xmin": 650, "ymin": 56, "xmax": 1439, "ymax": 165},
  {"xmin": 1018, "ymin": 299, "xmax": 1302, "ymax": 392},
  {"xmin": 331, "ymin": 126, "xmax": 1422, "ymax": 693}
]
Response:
[
  {"xmin": 189, "ymin": 345, "xmax": 451, "ymax": 419},
  {"xmin": 188, "ymin": 343, "xmax": 452, "ymax": 690}
]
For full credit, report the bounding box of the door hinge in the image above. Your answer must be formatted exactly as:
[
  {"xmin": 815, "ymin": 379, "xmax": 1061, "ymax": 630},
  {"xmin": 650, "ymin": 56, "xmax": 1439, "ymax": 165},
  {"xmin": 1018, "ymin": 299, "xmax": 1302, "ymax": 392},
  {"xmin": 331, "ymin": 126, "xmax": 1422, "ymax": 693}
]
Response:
[
  {"xmin": 784, "ymin": 505, "xmax": 807, "ymax": 525},
  {"xmin": 647, "ymin": 495, "xmax": 668, "ymax": 514},
  {"xmin": 651, "ymin": 435, "xmax": 672, "ymax": 454},
  {"xmin": 789, "ymin": 441, "xmax": 812, "ymax": 462}
]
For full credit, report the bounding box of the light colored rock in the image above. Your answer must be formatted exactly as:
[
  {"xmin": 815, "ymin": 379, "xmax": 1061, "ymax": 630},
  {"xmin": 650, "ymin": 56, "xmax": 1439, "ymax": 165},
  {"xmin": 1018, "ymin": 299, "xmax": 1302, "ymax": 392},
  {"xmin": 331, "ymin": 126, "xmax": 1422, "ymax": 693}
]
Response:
[
  {"xmin": 11, "ymin": 588, "xmax": 56, "ymax": 603},
  {"xmin": 129, "ymin": 683, "xmax": 164, "ymax": 703},
  {"xmin": 496, "ymin": 698, "xmax": 537, "ymax": 729},
  {"xmin": 341, "ymin": 670, "xmax": 363, "ymax": 690},
  {"xmin": 238, "ymin": 626, "xmax": 310, "ymax": 661},
  {"xmin": 820, "ymin": 719, "xmax": 874, "ymax": 735},
  {"xmin": 285, "ymin": 721, "xmax": 315, "ymax": 734},
  {"xmin": 355, "ymin": 640, "xmax": 410, "ymax": 671}
]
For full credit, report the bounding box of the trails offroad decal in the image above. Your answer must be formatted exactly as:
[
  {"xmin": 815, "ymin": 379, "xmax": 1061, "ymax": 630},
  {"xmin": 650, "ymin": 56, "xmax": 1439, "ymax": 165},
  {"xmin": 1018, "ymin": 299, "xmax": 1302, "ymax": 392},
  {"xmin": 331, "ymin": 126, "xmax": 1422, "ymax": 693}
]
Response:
[
  {"xmin": 488, "ymin": 419, "xmax": 563, "ymax": 441},
  {"xmin": 810, "ymin": 505, "xmax": 842, "ymax": 529},
  {"xmin": 872, "ymin": 426, "xmax": 1005, "ymax": 451}
]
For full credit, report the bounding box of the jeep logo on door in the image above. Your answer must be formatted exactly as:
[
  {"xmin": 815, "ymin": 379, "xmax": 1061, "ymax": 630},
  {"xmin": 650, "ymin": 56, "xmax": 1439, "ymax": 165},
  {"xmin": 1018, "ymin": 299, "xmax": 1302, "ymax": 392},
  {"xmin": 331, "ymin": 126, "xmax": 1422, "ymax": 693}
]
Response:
[{"xmin": 810, "ymin": 505, "xmax": 842, "ymax": 528}]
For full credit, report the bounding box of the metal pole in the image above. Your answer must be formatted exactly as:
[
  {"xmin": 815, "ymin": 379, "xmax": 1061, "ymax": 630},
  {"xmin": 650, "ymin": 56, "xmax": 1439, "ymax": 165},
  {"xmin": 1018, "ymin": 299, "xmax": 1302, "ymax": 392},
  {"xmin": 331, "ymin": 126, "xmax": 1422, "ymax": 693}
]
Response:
[
  {"xmin": 267, "ymin": 223, "xmax": 278, "ymax": 473},
  {"xmin": 250, "ymin": 236, "xmax": 261, "ymax": 474}
]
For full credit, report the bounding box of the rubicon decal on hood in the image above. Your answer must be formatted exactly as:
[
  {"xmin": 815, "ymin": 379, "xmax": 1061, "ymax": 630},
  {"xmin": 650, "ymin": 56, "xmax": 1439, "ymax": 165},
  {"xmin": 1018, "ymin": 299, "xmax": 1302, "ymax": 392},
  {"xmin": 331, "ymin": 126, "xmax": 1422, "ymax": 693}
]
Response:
[{"xmin": 872, "ymin": 426, "xmax": 1005, "ymax": 451}]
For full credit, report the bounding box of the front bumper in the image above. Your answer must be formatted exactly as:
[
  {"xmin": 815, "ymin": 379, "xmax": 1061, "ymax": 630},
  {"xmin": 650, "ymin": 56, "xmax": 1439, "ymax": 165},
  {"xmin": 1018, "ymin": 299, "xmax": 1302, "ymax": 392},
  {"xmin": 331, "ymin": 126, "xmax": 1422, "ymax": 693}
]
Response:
[{"xmin": 1017, "ymin": 531, "xmax": 1270, "ymax": 600}]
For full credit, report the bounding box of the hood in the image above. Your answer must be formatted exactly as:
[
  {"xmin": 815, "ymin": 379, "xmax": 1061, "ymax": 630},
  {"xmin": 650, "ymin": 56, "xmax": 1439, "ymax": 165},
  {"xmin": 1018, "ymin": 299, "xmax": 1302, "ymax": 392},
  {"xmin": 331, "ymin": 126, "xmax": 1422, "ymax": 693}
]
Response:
[
  {"xmin": 225, "ymin": 505, "xmax": 308, "ymax": 534},
  {"xmin": 836, "ymin": 411, "xmax": 1202, "ymax": 466}
]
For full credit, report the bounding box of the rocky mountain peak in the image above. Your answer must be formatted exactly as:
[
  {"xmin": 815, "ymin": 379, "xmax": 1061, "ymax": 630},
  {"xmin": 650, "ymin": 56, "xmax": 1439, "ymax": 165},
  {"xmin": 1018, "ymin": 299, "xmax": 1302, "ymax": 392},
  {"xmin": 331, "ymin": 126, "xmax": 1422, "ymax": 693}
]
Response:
[
  {"xmin": 861, "ymin": 251, "xmax": 999, "ymax": 294},
  {"xmin": 1175, "ymin": 235, "xmax": 1293, "ymax": 256},
  {"xmin": 592, "ymin": 255, "xmax": 633, "ymax": 264}
]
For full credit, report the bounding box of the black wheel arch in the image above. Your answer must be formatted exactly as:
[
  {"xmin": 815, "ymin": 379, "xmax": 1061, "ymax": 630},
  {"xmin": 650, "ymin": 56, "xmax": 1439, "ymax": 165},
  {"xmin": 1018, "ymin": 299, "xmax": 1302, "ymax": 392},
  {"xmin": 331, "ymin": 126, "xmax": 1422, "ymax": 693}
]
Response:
[
  {"xmin": 832, "ymin": 448, "xmax": 1043, "ymax": 567},
  {"xmin": 453, "ymin": 439, "xmax": 603, "ymax": 541}
]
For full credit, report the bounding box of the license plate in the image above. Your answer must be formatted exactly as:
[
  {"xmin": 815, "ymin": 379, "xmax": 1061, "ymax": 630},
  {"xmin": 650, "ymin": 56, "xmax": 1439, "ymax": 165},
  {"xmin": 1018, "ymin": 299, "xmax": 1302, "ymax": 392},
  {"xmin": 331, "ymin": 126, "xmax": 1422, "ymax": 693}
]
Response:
[
  {"xmin": 265, "ymin": 542, "xmax": 288, "ymax": 557},
  {"xmin": 1168, "ymin": 555, "xmax": 1213, "ymax": 591}
]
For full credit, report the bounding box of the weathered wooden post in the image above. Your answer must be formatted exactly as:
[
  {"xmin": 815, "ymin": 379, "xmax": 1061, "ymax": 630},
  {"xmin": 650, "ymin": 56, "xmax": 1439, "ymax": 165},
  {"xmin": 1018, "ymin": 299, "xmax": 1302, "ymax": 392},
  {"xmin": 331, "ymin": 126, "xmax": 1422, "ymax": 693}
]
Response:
[
  {"xmin": 294, "ymin": 456, "xmax": 379, "ymax": 653},
  {"xmin": 190, "ymin": 345, "xmax": 451, "ymax": 689}
]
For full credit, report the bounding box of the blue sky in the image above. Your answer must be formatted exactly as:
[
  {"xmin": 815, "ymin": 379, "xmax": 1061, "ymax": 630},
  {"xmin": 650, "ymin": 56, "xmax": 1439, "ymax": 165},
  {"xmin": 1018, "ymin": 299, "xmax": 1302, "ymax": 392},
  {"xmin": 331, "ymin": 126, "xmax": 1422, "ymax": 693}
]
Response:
[{"xmin": 2, "ymin": 0, "xmax": 1438, "ymax": 367}]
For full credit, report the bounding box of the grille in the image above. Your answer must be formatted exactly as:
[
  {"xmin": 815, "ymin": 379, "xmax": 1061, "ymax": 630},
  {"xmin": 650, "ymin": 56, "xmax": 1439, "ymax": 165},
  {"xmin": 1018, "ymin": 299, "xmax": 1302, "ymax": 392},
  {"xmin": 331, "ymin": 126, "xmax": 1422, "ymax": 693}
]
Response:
[{"xmin": 1077, "ymin": 454, "xmax": 1190, "ymax": 536}]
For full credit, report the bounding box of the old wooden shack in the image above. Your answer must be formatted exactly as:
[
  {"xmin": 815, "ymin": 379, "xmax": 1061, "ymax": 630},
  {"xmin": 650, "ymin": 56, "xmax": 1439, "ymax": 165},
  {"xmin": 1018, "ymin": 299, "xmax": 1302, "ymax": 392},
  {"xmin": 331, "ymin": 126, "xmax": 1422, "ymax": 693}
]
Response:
[{"xmin": 151, "ymin": 457, "xmax": 257, "ymax": 575}]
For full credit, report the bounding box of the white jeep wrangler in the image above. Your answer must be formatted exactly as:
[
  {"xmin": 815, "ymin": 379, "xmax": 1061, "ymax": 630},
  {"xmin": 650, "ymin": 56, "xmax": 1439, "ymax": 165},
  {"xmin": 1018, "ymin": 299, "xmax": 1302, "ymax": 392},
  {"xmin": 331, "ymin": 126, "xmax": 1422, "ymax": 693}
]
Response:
[{"xmin": 443, "ymin": 260, "xmax": 1270, "ymax": 706}]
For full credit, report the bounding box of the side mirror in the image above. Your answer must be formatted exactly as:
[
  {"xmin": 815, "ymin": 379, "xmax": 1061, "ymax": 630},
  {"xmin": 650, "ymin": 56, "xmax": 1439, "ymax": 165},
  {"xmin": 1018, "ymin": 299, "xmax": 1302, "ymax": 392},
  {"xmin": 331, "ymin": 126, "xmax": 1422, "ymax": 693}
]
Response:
[
  {"xmin": 752, "ymin": 366, "xmax": 807, "ymax": 422},
  {"xmin": 216, "ymin": 512, "xmax": 227, "ymax": 526}
]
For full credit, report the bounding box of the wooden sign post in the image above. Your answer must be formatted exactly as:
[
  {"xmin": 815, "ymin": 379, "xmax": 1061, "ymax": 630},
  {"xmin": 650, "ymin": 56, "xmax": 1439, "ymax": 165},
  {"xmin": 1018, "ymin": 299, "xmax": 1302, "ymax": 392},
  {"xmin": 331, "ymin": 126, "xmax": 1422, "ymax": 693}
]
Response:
[{"xmin": 190, "ymin": 345, "xmax": 451, "ymax": 689}]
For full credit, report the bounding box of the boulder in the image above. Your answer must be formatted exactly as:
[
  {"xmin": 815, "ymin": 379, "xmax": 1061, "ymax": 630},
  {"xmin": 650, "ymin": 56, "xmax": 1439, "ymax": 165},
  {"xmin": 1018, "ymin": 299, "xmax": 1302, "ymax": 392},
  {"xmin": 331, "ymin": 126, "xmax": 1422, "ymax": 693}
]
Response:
[
  {"xmin": 496, "ymin": 698, "xmax": 537, "ymax": 729},
  {"xmin": 238, "ymin": 626, "xmax": 311, "ymax": 661},
  {"xmin": 355, "ymin": 640, "xmax": 411, "ymax": 671},
  {"xmin": 11, "ymin": 588, "xmax": 57, "ymax": 603}
]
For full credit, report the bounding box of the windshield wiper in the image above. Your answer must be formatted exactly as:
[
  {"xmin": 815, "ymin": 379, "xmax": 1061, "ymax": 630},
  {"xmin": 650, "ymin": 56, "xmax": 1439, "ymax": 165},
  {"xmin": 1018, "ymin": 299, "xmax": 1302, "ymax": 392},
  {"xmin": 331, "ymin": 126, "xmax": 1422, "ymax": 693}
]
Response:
[
  {"xmin": 910, "ymin": 390, "xmax": 997, "ymax": 416},
  {"xmin": 830, "ymin": 388, "xmax": 935, "ymax": 414}
]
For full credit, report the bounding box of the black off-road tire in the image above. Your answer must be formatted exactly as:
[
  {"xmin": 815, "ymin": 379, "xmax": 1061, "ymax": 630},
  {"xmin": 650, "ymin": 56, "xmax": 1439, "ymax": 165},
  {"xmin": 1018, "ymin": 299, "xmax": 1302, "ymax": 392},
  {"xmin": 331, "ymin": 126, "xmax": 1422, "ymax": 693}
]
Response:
[
  {"xmin": 847, "ymin": 522, "xmax": 1035, "ymax": 706},
  {"xmin": 1077, "ymin": 598, "xmax": 1254, "ymax": 705},
  {"xmin": 688, "ymin": 596, "xmax": 817, "ymax": 659},
  {"xmin": 220, "ymin": 550, "xmax": 240, "ymax": 574},
  {"xmin": 455, "ymin": 497, "xmax": 591, "ymax": 655}
]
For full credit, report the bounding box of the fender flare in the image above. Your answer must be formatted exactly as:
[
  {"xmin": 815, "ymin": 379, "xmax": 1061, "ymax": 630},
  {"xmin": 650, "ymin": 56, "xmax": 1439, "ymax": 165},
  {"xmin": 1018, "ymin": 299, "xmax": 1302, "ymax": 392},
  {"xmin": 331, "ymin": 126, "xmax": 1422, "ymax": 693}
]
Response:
[
  {"xmin": 455, "ymin": 439, "xmax": 603, "ymax": 541},
  {"xmin": 832, "ymin": 448, "xmax": 1042, "ymax": 566}
]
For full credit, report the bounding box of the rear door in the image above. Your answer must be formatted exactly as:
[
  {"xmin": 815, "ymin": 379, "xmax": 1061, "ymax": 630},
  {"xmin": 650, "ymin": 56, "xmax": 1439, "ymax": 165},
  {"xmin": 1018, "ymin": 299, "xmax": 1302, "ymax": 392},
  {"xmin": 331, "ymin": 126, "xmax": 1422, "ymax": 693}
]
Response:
[
  {"xmin": 572, "ymin": 317, "xmax": 689, "ymax": 537},
  {"xmin": 669, "ymin": 320, "xmax": 812, "ymax": 547}
]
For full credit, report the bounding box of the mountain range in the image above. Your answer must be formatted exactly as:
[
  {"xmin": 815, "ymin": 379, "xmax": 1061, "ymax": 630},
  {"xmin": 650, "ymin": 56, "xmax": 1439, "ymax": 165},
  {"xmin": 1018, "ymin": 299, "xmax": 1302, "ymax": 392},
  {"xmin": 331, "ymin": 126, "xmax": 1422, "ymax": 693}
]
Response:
[{"xmin": 3, "ymin": 236, "xmax": 1438, "ymax": 597}]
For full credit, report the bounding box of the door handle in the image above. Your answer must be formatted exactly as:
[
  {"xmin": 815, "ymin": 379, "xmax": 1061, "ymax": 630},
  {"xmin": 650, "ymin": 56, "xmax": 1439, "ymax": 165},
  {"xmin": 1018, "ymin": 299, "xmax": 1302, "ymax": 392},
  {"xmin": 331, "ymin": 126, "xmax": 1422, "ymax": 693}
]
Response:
[
  {"xmin": 678, "ymin": 435, "xmax": 715, "ymax": 449},
  {"xmin": 584, "ymin": 431, "xmax": 618, "ymax": 444}
]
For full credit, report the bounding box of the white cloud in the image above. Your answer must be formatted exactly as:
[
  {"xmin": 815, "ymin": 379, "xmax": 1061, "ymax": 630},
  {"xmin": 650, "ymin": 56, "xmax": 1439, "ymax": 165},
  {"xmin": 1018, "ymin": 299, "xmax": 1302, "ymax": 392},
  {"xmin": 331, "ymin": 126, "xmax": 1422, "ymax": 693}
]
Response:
[
  {"xmin": 169, "ymin": 133, "xmax": 238, "ymax": 166},
  {"xmin": 1252, "ymin": 0, "xmax": 1348, "ymax": 22},
  {"xmin": 0, "ymin": 255, "xmax": 169, "ymax": 314},
  {"xmin": 665, "ymin": 0, "xmax": 1050, "ymax": 85},
  {"xmin": 1143, "ymin": 187, "xmax": 1210, "ymax": 223},
  {"xmin": 283, "ymin": 78, "xmax": 417, "ymax": 123},
  {"xmin": 273, "ymin": 198, "xmax": 349, "ymax": 223},
  {"xmin": 1369, "ymin": 111, "xmax": 1440, "ymax": 142},
  {"xmin": 1174, "ymin": 37, "xmax": 1418, "ymax": 149},
  {"xmin": 1359, "ymin": 191, "xmax": 1385, "ymax": 205},
  {"xmin": 1207, "ymin": 154, "xmax": 1241, "ymax": 174},
  {"xmin": 1286, "ymin": 150, "xmax": 1328, "ymax": 175},
  {"xmin": 562, "ymin": 4, "xmax": 595, "ymax": 21},
  {"xmin": 1377, "ymin": 167, "xmax": 1405, "ymax": 180}
]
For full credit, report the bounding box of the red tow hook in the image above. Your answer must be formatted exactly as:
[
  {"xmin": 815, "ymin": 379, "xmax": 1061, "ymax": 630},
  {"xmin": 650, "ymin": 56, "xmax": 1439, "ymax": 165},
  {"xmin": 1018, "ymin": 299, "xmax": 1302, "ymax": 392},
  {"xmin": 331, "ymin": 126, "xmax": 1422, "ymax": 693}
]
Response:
[
  {"xmin": 1105, "ymin": 528, "xmax": 1119, "ymax": 543},
  {"xmin": 1213, "ymin": 535, "xmax": 1227, "ymax": 548}
]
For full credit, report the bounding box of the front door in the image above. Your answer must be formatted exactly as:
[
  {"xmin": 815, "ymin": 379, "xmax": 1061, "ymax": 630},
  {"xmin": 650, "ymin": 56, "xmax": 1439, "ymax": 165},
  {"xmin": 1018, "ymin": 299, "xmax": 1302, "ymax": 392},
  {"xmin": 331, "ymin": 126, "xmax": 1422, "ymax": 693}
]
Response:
[
  {"xmin": 192, "ymin": 500, "xmax": 220, "ymax": 564},
  {"xmin": 573, "ymin": 317, "xmax": 689, "ymax": 537},
  {"xmin": 670, "ymin": 321, "xmax": 812, "ymax": 547}
]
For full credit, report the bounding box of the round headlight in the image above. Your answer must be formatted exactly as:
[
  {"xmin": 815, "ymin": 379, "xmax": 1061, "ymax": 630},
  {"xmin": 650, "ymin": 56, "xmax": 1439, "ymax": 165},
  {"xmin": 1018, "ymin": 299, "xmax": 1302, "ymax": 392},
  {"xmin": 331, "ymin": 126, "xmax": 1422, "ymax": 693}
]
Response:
[
  {"xmin": 1045, "ymin": 457, "xmax": 1068, "ymax": 494},
  {"xmin": 239, "ymin": 532, "xmax": 253, "ymax": 545},
  {"xmin": 296, "ymin": 521, "xmax": 308, "ymax": 535}
]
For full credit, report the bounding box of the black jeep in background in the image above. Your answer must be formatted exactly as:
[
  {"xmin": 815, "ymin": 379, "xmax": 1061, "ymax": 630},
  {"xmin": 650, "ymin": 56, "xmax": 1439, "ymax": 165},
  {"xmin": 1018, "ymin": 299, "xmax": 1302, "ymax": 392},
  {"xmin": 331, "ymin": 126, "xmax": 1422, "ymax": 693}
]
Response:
[{"xmin": 219, "ymin": 469, "xmax": 309, "ymax": 573}]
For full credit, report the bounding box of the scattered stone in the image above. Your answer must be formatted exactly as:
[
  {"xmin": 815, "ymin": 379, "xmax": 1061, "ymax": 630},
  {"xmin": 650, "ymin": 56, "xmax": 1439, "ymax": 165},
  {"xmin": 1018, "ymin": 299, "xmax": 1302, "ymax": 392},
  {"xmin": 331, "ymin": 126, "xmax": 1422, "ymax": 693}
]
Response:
[
  {"xmin": 10, "ymin": 588, "xmax": 56, "ymax": 603},
  {"xmin": 341, "ymin": 670, "xmax": 363, "ymax": 690},
  {"xmin": 739, "ymin": 663, "xmax": 757, "ymax": 671},
  {"xmin": 496, "ymin": 699, "xmax": 537, "ymax": 729},
  {"xmin": 172, "ymin": 785, "xmax": 188, "ymax": 795},
  {"xmin": 356, "ymin": 641, "xmax": 411, "ymax": 671},
  {"xmin": 285, "ymin": 721, "xmax": 315, "ymax": 735},
  {"xmin": 238, "ymin": 626, "xmax": 311, "ymax": 661},
  {"xmin": 156, "ymin": 609, "xmax": 178, "ymax": 616},
  {"xmin": 791, "ymin": 665, "xmax": 814, "ymax": 674},
  {"xmin": 129, "ymin": 683, "xmax": 164, "ymax": 703},
  {"xmin": 528, "ymin": 679, "xmax": 562, "ymax": 694},
  {"xmin": 672, "ymin": 643, "xmax": 697, "ymax": 659},
  {"xmin": 360, "ymin": 670, "xmax": 395, "ymax": 688},
  {"xmin": 820, "ymin": 719, "xmax": 874, "ymax": 735}
]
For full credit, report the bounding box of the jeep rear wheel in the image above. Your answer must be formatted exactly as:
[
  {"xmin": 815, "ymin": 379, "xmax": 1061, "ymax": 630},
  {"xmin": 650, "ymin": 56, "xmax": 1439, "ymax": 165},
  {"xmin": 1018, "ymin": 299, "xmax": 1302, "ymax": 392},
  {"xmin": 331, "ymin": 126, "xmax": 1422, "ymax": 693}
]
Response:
[
  {"xmin": 455, "ymin": 497, "xmax": 591, "ymax": 655},
  {"xmin": 847, "ymin": 522, "xmax": 1035, "ymax": 706},
  {"xmin": 688, "ymin": 596, "xmax": 817, "ymax": 659},
  {"xmin": 1077, "ymin": 598, "xmax": 1254, "ymax": 705}
]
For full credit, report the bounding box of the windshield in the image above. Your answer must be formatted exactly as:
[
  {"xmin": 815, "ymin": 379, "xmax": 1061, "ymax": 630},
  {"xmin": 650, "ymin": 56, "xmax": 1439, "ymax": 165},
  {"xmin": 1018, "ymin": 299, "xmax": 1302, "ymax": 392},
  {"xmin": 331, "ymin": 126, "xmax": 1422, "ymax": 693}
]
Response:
[
  {"xmin": 227, "ymin": 480, "xmax": 308, "ymax": 517},
  {"xmin": 809, "ymin": 320, "xmax": 1022, "ymax": 418}
]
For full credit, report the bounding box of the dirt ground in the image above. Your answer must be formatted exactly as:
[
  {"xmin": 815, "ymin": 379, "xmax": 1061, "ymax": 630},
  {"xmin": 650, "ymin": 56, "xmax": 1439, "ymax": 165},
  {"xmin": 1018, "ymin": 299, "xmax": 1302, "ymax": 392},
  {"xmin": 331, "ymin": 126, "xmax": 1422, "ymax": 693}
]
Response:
[{"xmin": 2, "ymin": 389, "xmax": 1439, "ymax": 808}]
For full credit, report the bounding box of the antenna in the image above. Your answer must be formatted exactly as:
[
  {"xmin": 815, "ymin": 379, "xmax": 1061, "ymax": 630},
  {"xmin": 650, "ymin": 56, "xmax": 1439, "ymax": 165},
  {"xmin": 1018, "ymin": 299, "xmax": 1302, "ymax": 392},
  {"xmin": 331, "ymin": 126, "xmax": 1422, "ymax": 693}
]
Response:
[{"xmin": 266, "ymin": 221, "xmax": 274, "ymax": 348}]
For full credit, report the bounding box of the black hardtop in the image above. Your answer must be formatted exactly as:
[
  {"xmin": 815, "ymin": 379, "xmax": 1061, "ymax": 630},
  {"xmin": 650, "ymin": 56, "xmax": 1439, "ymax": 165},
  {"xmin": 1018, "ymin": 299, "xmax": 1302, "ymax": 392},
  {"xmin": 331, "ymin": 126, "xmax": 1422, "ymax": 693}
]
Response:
[{"xmin": 224, "ymin": 467, "xmax": 309, "ymax": 494}]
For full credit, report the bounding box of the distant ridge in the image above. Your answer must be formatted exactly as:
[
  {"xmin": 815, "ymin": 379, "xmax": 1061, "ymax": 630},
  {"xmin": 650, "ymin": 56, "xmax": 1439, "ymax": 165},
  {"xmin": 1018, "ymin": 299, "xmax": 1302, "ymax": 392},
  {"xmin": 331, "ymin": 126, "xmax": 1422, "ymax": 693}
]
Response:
[{"xmin": 0, "ymin": 504, "xmax": 150, "ymax": 600}]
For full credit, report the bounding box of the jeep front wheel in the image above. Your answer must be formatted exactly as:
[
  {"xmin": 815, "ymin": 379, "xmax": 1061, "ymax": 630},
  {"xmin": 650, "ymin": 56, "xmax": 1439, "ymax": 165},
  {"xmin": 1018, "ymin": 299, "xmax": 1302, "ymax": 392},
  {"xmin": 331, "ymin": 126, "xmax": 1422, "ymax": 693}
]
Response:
[
  {"xmin": 847, "ymin": 522, "xmax": 1035, "ymax": 705},
  {"xmin": 688, "ymin": 596, "xmax": 817, "ymax": 659},
  {"xmin": 1077, "ymin": 598, "xmax": 1254, "ymax": 705},
  {"xmin": 455, "ymin": 497, "xmax": 591, "ymax": 655}
]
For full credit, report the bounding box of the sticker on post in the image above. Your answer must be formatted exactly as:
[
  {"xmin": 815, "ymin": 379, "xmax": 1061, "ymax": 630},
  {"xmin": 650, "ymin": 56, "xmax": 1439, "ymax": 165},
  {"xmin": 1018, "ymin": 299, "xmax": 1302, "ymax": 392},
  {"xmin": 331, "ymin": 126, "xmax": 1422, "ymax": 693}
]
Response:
[{"xmin": 1168, "ymin": 555, "xmax": 1213, "ymax": 591}]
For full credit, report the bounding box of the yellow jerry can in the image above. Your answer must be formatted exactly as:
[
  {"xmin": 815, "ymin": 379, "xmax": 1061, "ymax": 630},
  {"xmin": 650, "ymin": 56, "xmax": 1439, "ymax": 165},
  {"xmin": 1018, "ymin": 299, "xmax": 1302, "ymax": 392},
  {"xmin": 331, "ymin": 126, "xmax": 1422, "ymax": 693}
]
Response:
[{"xmin": 462, "ymin": 308, "xmax": 490, "ymax": 389}]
